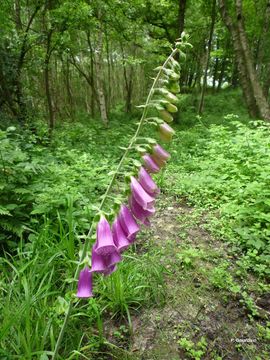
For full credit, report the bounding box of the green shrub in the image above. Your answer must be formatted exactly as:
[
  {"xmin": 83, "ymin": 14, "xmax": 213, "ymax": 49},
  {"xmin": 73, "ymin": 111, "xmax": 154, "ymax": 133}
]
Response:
[{"xmin": 166, "ymin": 119, "xmax": 270, "ymax": 276}]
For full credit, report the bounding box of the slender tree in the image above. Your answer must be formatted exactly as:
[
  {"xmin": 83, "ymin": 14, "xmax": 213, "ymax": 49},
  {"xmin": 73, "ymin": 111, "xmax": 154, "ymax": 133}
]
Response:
[{"xmin": 219, "ymin": 0, "xmax": 270, "ymax": 121}]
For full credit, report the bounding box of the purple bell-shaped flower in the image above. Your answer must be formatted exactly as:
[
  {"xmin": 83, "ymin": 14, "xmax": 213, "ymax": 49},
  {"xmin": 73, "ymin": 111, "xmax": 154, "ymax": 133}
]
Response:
[
  {"xmin": 142, "ymin": 154, "xmax": 160, "ymax": 173},
  {"xmin": 159, "ymin": 123, "xmax": 175, "ymax": 142},
  {"xmin": 90, "ymin": 243, "xmax": 121, "ymax": 274},
  {"xmin": 129, "ymin": 195, "xmax": 155, "ymax": 226},
  {"xmin": 95, "ymin": 215, "xmax": 117, "ymax": 256},
  {"xmin": 130, "ymin": 176, "xmax": 155, "ymax": 210},
  {"xmin": 138, "ymin": 167, "xmax": 160, "ymax": 196},
  {"xmin": 119, "ymin": 205, "xmax": 140, "ymax": 241},
  {"xmin": 151, "ymin": 144, "xmax": 170, "ymax": 167},
  {"xmin": 112, "ymin": 218, "xmax": 131, "ymax": 252},
  {"xmin": 76, "ymin": 266, "xmax": 93, "ymax": 298}
]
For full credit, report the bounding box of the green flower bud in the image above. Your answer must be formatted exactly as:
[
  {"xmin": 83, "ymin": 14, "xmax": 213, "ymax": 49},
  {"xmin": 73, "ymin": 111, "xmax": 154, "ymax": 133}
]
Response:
[
  {"xmin": 165, "ymin": 92, "xmax": 178, "ymax": 104},
  {"xmin": 159, "ymin": 109, "xmax": 173, "ymax": 123},
  {"xmin": 169, "ymin": 82, "xmax": 180, "ymax": 94},
  {"xmin": 166, "ymin": 103, "xmax": 178, "ymax": 113}
]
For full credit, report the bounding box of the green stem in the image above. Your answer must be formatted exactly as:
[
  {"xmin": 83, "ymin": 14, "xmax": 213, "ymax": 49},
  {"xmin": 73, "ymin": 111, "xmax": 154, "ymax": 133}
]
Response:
[{"xmin": 51, "ymin": 47, "xmax": 179, "ymax": 360}]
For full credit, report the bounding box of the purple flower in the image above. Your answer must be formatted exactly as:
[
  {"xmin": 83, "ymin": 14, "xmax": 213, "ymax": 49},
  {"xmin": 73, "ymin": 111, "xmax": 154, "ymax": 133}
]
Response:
[
  {"xmin": 90, "ymin": 243, "xmax": 121, "ymax": 274},
  {"xmin": 95, "ymin": 216, "xmax": 117, "ymax": 256},
  {"xmin": 119, "ymin": 205, "xmax": 140, "ymax": 241},
  {"xmin": 102, "ymin": 264, "xmax": 117, "ymax": 276},
  {"xmin": 152, "ymin": 144, "xmax": 170, "ymax": 167},
  {"xmin": 129, "ymin": 195, "xmax": 155, "ymax": 226},
  {"xmin": 159, "ymin": 123, "xmax": 175, "ymax": 142},
  {"xmin": 112, "ymin": 218, "xmax": 131, "ymax": 253},
  {"xmin": 138, "ymin": 167, "xmax": 160, "ymax": 196},
  {"xmin": 130, "ymin": 176, "xmax": 155, "ymax": 210},
  {"xmin": 142, "ymin": 154, "xmax": 160, "ymax": 173},
  {"xmin": 76, "ymin": 266, "xmax": 93, "ymax": 298}
]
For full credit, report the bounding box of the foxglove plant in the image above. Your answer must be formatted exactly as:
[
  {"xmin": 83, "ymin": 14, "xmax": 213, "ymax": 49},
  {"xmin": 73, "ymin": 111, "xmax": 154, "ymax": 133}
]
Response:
[{"xmin": 52, "ymin": 34, "xmax": 192, "ymax": 359}]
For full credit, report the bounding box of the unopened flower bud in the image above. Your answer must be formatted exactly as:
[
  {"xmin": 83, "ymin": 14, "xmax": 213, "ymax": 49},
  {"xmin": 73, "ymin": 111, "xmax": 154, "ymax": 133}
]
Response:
[
  {"xmin": 166, "ymin": 103, "xmax": 178, "ymax": 113},
  {"xmin": 159, "ymin": 109, "xmax": 173, "ymax": 123},
  {"xmin": 159, "ymin": 123, "xmax": 175, "ymax": 142}
]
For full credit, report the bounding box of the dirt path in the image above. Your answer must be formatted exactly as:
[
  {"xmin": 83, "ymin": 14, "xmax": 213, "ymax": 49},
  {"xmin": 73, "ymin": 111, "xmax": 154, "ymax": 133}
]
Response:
[{"xmin": 127, "ymin": 195, "xmax": 269, "ymax": 360}]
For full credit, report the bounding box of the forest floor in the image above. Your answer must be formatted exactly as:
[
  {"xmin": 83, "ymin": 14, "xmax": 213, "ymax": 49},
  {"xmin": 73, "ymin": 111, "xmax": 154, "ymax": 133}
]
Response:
[{"xmin": 105, "ymin": 194, "xmax": 269, "ymax": 360}]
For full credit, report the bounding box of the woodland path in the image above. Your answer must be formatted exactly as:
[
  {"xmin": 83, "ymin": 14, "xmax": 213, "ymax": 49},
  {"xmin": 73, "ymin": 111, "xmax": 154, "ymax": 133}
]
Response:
[{"xmin": 106, "ymin": 194, "xmax": 269, "ymax": 360}]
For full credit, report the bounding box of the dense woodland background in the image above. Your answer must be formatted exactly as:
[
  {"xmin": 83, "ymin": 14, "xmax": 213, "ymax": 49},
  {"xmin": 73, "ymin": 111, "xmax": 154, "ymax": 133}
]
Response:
[
  {"xmin": 1, "ymin": 1, "xmax": 270, "ymax": 359},
  {"xmin": 1, "ymin": 0, "xmax": 270, "ymax": 129}
]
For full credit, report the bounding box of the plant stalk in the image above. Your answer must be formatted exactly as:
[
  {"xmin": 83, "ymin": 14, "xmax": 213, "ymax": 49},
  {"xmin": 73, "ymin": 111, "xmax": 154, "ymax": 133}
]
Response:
[{"xmin": 51, "ymin": 47, "xmax": 179, "ymax": 359}]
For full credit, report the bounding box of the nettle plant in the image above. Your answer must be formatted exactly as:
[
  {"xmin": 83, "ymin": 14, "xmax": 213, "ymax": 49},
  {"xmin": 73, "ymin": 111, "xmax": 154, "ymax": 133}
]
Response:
[{"xmin": 52, "ymin": 34, "xmax": 192, "ymax": 358}]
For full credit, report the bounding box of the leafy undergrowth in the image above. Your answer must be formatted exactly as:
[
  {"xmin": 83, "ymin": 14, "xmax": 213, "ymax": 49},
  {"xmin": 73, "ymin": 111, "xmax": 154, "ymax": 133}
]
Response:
[
  {"xmin": 0, "ymin": 116, "xmax": 136, "ymax": 248},
  {"xmin": 165, "ymin": 116, "xmax": 270, "ymax": 279},
  {"xmin": 1, "ymin": 91, "xmax": 270, "ymax": 358}
]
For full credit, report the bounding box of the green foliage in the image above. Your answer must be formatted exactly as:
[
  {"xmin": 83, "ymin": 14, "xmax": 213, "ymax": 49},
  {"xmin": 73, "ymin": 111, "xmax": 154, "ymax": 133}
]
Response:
[
  {"xmin": 0, "ymin": 117, "xmax": 136, "ymax": 248},
  {"xmin": 99, "ymin": 251, "xmax": 165, "ymax": 325},
  {"xmin": 177, "ymin": 336, "xmax": 208, "ymax": 360},
  {"xmin": 166, "ymin": 109, "xmax": 270, "ymax": 277},
  {"xmin": 0, "ymin": 127, "xmax": 45, "ymax": 245},
  {"xmin": 177, "ymin": 246, "xmax": 205, "ymax": 269},
  {"xmin": 0, "ymin": 219, "xmax": 165, "ymax": 358}
]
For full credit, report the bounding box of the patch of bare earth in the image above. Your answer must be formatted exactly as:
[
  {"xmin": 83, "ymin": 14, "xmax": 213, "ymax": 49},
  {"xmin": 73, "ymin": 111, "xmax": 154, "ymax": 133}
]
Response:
[{"xmin": 128, "ymin": 195, "xmax": 269, "ymax": 360}]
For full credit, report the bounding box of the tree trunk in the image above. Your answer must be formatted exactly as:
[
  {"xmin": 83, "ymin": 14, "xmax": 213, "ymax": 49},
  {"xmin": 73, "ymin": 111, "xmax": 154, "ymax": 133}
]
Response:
[
  {"xmin": 105, "ymin": 25, "xmax": 111, "ymax": 112},
  {"xmin": 121, "ymin": 43, "xmax": 134, "ymax": 113},
  {"xmin": 64, "ymin": 59, "xmax": 74, "ymax": 118},
  {"xmin": 178, "ymin": 0, "xmax": 187, "ymax": 86},
  {"xmin": 219, "ymin": 0, "xmax": 259, "ymax": 118},
  {"xmin": 69, "ymin": 52, "xmax": 99, "ymax": 113},
  {"xmin": 219, "ymin": 0, "xmax": 270, "ymax": 120},
  {"xmin": 178, "ymin": 0, "xmax": 187, "ymax": 36},
  {"xmin": 86, "ymin": 32, "xmax": 97, "ymax": 117},
  {"xmin": 217, "ymin": 57, "xmax": 226, "ymax": 91},
  {"xmin": 235, "ymin": 0, "xmax": 270, "ymax": 121},
  {"xmin": 212, "ymin": 38, "xmax": 220, "ymax": 90},
  {"xmin": 256, "ymin": 0, "xmax": 270, "ymax": 79},
  {"xmin": 95, "ymin": 31, "xmax": 108, "ymax": 126},
  {"xmin": 44, "ymin": 29, "xmax": 55, "ymax": 136},
  {"xmin": 14, "ymin": 0, "xmax": 22, "ymax": 31},
  {"xmin": 263, "ymin": 63, "xmax": 270, "ymax": 99},
  {"xmin": 212, "ymin": 58, "xmax": 219, "ymax": 90},
  {"xmin": 198, "ymin": 0, "xmax": 216, "ymax": 114},
  {"xmin": 15, "ymin": 3, "xmax": 41, "ymax": 124}
]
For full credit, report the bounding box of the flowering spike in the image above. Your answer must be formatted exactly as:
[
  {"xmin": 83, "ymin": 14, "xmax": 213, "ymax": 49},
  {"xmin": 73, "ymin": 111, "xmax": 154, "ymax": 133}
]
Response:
[
  {"xmin": 159, "ymin": 123, "xmax": 175, "ymax": 142},
  {"xmin": 130, "ymin": 176, "xmax": 155, "ymax": 210},
  {"xmin": 95, "ymin": 216, "xmax": 117, "ymax": 256},
  {"xmin": 142, "ymin": 154, "xmax": 160, "ymax": 173},
  {"xmin": 112, "ymin": 218, "xmax": 131, "ymax": 252},
  {"xmin": 138, "ymin": 167, "xmax": 160, "ymax": 196},
  {"xmin": 119, "ymin": 205, "xmax": 140, "ymax": 241},
  {"xmin": 129, "ymin": 195, "xmax": 155, "ymax": 225},
  {"xmin": 76, "ymin": 266, "xmax": 93, "ymax": 298}
]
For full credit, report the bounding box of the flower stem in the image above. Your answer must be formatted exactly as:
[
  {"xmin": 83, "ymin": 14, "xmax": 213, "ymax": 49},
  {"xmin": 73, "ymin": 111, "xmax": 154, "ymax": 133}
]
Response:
[{"xmin": 51, "ymin": 47, "xmax": 179, "ymax": 360}]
